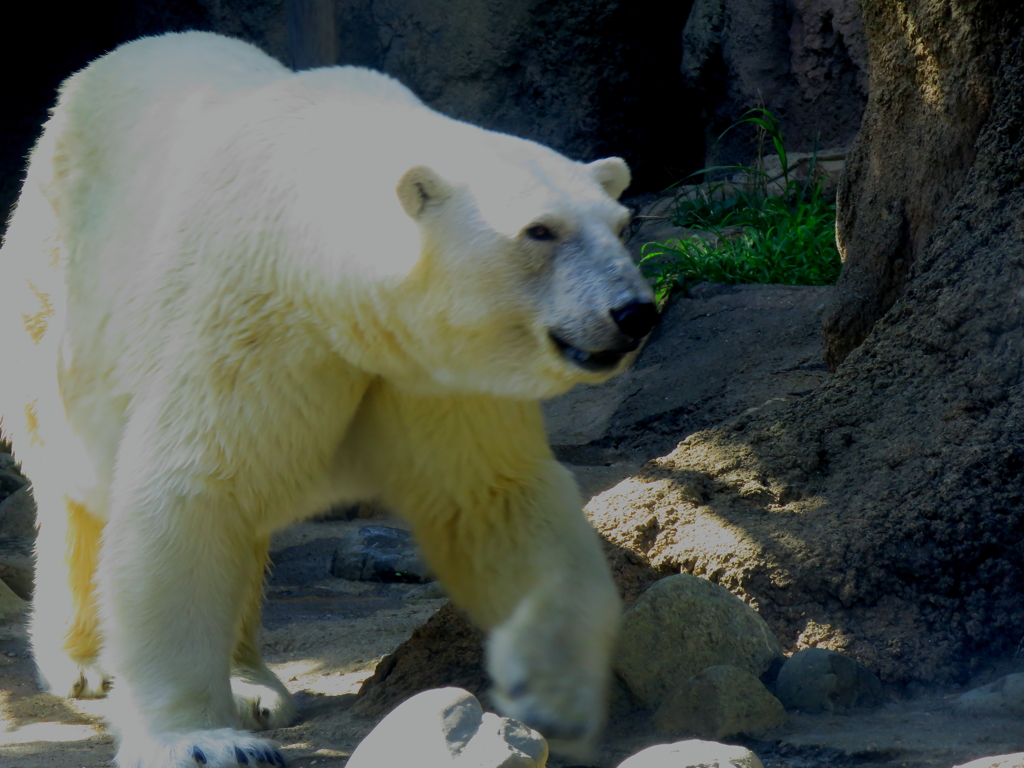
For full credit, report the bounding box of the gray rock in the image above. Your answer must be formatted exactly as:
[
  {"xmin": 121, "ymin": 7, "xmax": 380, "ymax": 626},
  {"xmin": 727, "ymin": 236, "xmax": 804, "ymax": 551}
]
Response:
[
  {"xmin": 952, "ymin": 754, "xmax": 1024, "ymax": 768},
  {"xmin": 774, "ymin": 648, "xmax": 883, "ymax": 713},
  {"xmin": 0, "ymin": 535, "xmax": 34, "ymax": 600},
  {"xmin": 680, "ymin": 0, "xmax": 866, "ymax": 170},
  {"xmin": 0, "ymin": 576, "xmax": 28, "ymax": 622},
  {"xmin": 0, "ymin": 464, "xmax": 28, "ymax": 499},
  {"xmin": 653, "ymin": 665, "xmax": 787, "ymax": 740},
  {"xmin": 953, "ymin": 674, "xmax": 1024, "ymax": 718},
  {"xmin": 618, "ymin": 739, "xmax": 765, "ymax": 768},
  {"xmin": 0, "ymin": 486, "xmax": 37, "ymax": 538},
  {"xmin": 346, "ymin": 687, "xmax": 547, "ymax": 768},
  {"xmin": 403, "ymin": 581, "xmax": 447, "ymax": 600},
  {"xmin": 615, "ymin": 574, "xmax": 783, "ymax": 710},
  {"xmin": 331, "ymin": 525, "xmax": 431, "ymax": 584}
]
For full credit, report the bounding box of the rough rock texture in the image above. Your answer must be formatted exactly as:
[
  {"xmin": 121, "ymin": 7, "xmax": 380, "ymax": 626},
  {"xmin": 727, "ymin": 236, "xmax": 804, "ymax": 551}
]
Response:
[
  {"xmin": 823, "ymin": 2, "xmax": 1022, "ymax": 368},
  {"xmin": 618, "ymin": 739, "xmax": 765, "ymax": 768},
  {"xmin": 0, "ymin": 0, "xmax": 699, "ymax": 241},
  {"xmin": 353, "ymin": 603, "xmax": 490, "ymax": 719},
  {"xmin": 546, "ymin": 284, "xmax": 832, "ymax": 466},
  {"xmin": 0, "ymin": 488, "xmax": 37, "ymax": 539},
  {"xmin": 774, "ymin": 648, "xmax": 882, "ymax": 713},
  {"xmin": 591, "ymin": 7, "xmax": 1024, "ymax": 687},
  {"xmin": 681, "ymin": 0, "xmax": 867, "ymax": 169},
  {"xmin": 652, "ymin": 665, "xmax": 787, "ymax": 739},
  {"xmin": 360, "ymin": 0, "xmax": 698, "ymax": 191},
  {"xmin": 615, "ymin": 574, "xmax": 783, "ymax": 710},
  {"xmin": 953, "ymin": 674, "xmax": 1024, "ymax": 718}
]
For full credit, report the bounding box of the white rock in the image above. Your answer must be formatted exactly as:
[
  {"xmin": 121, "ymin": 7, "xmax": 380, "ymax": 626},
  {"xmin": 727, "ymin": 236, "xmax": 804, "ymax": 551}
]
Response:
[
  {"xmin": 952, "ymin": 753, "xmax": 1024, "ymax": 768},
  {"xmin": 954, "ymin": 674, "xmax": 1024, "ymax": 718},
  {"xmin": 618, "ymin": 739, "xmax": 764, "ymax": 768},
  {"xmin": 347, "ymin": 687, "xmax": 548, "ymax": 768}
]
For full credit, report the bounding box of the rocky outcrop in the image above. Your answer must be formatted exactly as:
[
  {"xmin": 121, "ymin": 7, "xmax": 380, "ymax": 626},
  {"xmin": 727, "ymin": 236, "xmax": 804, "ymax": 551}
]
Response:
[
  {"xmin": 681, "ymin": 0, "xmax": 867, "ymax": 169},
  {"xmin": 824, "ymin": 2, "xmax": 1020, "ymax": 367},
  {"xmin": 591, "ymin": 1, "xmax": 1024, "ymax": 687}
]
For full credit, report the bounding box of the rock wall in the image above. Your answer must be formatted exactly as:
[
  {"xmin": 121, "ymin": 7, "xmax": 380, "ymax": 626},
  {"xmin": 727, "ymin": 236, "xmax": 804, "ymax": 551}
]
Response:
[
  {"xmin": 681, "ymin": 0, "xmax": 867, "ymax": 169},
  {"xmin": 0, "ymin": 0, "xmax": 699, "ymax": 241},
  {"xmin": 594, "ymin": 1, "xmax": 1024, "ymax": 687},
  {"xmin": 823, "ymin": 1, "xmax": 1013, "ymax": 368}
]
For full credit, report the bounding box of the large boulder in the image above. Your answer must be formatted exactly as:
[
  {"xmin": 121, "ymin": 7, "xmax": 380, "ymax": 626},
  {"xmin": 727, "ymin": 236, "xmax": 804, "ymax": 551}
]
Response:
[
  {"xmin": 614, "ymin": 574, "xmax": 783, "ymax": 710},
  {"xmin": 652, "ymin": 665, "xmax": 787, "ymax": 739},
  {"xmin": 823, "ymin": 1, "xmax": 1018, "ymax": 368}
]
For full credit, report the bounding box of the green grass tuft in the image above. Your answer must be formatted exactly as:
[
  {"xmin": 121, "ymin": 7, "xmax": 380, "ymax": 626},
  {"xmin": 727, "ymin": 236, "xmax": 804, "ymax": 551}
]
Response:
[{"xmin": 639, "ymin": 109, "xmax": 842, "ymax": 305}]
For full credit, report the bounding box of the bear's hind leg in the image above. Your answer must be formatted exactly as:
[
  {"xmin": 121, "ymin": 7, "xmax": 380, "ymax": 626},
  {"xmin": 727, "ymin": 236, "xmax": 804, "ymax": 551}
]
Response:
[
  {"xmin": 30, "ymin": 492, "xmax": 111, "ymax": 699},
  {"xmin": 230, "ymin": 536, "xmax": 296, "ymax": 731}
]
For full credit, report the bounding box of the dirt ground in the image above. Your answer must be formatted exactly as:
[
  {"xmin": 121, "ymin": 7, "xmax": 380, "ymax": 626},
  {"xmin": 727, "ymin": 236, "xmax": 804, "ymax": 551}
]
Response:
[{"xmin": 2, "ymin": 284, "xmax": 1023, "ymax": 767}]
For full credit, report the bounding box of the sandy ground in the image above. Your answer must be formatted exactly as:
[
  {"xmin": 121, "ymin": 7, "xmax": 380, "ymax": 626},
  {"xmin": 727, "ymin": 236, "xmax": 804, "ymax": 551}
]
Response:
[
  {"xmin": 0, "ymin": 518, "xmax": 447, "ymax": 768},
  {"xmin": 5, "ymin": 516, "xmax": 1024, "ymax": 768}
]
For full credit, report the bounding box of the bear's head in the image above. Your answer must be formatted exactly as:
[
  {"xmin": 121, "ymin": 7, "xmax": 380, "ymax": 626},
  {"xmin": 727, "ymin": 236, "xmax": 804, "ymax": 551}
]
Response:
[{"xmin": 389, "ymin": 136, "xmax": 657, "ymax": 399}]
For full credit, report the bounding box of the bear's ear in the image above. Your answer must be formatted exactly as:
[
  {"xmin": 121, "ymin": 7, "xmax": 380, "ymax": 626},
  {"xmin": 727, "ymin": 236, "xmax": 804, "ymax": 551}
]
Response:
[
  {"xmin": 397, "ymin": 165, "xmax": 453, "ymax": 219},
  {"xmin": 587, "ymin": 157, "xmax": 631, "ymax": 200}
]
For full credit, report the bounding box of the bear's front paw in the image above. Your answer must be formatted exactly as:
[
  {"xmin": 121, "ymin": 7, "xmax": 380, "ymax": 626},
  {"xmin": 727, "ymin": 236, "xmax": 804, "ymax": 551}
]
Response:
[
  {"xmin": 490, "ymin": 675, "xmax": 603, "ymax": 760},
  {"xmin": 484, "ymin": 583, "xmax": 620, "ymax": 760},
  {"xmin": 116, "ymin": 728, "xmax": 286, "ymax": 768}
]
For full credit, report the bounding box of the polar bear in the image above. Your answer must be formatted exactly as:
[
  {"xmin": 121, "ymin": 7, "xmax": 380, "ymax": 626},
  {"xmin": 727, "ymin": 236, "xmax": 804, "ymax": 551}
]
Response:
[{"xmin": 0, "ymin": 31, "xmax": 657, "ymax": 768}]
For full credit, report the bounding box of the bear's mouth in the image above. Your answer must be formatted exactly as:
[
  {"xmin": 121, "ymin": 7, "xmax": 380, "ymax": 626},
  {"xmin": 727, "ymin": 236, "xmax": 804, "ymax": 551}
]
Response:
[{"xmin": 549, "ymin": 332, "xmax": 639, "ymax": 372}]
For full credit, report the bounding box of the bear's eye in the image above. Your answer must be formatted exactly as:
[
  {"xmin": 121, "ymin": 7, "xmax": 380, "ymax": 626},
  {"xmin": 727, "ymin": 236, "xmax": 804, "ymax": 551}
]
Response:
[{"xmin": 525, "ymin": 224, "xmax": 555, "ymax": 242}]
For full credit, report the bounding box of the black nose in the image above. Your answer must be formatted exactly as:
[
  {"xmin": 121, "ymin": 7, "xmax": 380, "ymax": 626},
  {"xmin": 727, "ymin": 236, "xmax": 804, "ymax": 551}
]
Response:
[{"xmin": 610, "ymin": 301, "xmax": 659, "ymax": 339}]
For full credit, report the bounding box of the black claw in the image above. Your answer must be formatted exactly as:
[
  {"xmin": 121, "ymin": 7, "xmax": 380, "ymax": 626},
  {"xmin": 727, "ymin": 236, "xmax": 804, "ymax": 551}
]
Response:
[
  {"xmin": 193, "ymin": 747, "xmax": 208, "ymax": 765},
  {"xmin": 274, "ymin": 750, "xmax": 287, "ymax": 766},
  {"xmin": 235, "ymin": 746, "xmax": 249, "ymax": 764},
  {"xmin": 260, "ymin": 750, "xmax": 274, "ymax": 764}
]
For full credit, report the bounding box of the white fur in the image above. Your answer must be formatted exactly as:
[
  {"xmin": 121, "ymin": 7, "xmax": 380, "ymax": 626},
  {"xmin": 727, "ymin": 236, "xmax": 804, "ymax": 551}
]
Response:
[{"xmin": 0, "ymin": 31, "xmax": 652, "ymax": 766}]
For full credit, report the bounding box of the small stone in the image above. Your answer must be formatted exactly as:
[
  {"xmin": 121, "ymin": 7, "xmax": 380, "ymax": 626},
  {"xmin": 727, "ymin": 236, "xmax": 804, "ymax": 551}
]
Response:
[
  {"xmin": 774, "ymin": 648, "xmax": 883, "ymax": 713},
  {"xmin": 331, "ymin": 525, "xmax": 431, "ymax": 583},
  {"xmin": 346, "ymin": 687, "xmax": 547, "ymax": 768},
  {"xmin": 403, "ymin": 581, "xmax": 447, "ymax": 600},
  {"xmin": 615, "ymin": 574, "xmax": 783, "ymax": 709},
  {"xmin": 0, "ymin": 486, "xmax": 37, "ymax": 538},
  {"xmin": 952, "ymin": 753, "xmax": 1024, "ymax": 768},
  {"xmin": 618, "ymin": 739, "xmax": 764, "ymax": 768},
  {"xmin": 953, "ymin": 674, "xmax": 1024, "ymax": 718},
  {"xmin": 653, "ymin": 665, "xmax": 786, "ymax": 739}
]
